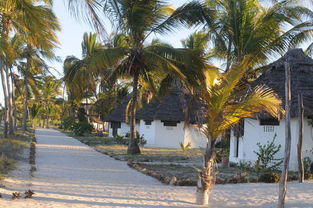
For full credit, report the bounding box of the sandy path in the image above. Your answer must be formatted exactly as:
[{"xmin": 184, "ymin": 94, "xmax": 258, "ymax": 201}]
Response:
[{"xmin": 0, "ymin": 128, "xmax": 312, "ymax": 208}]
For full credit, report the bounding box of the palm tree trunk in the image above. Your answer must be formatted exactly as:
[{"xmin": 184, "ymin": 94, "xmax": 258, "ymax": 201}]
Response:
[
  {"xmin": 127, "ymin": 71, "xmax": 141, "ymax": 155},
  {"xmin": 278, "ymin": 62, "xmax": 292, "ymax": 208},
  {"xmin": 6, "ymin": 66, "xmax": 14, "ymax": 134},
  {"xmin": 22, "ymin": 78, "xmax": 29, "ymax": 131},
  {"xmin": 0, "ymin": 60, "xmax": 9, "ymax": 138},
  {"xmin": 10, "ymin": 68, "xmax": 17, "ymax": 131},
  {"xmin": 297, "ymin": 93, "xmax": 304, "ymax": 183},
  {"xmin": 196, "ymin": 138, "xmax": 215, "ymax": 205}
]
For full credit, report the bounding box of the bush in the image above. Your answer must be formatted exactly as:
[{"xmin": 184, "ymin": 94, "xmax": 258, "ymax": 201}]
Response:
[
  {"xmin": 254, "ymin": 134, "xmax": 283, "ymax": 173},
  {"xmin": 125, "ymin": 131, "xmax": 146, "ymax": 146},
  {"xmin": 73, "ymin": 122, "xmax": 93, "ymax": 136},
  {"xmin": 304, "ymin": 157, "xmax": 312, "ymax": 174},
  {"xmin": 63, "ymin": 116, "xmax": 76, "ymax": 130},
  {"xmin": 304, "ymin": 173, "xmax": 313, "ymax": 180},
  {"xmin": 238, "ymin": 161, "xmax": 254, "ymax": 171},
  {"xmin": 259, "ymin": 172, "xmax": 281, "ymax": 183},
  {"xmin": 114, "ymin": 135, "xmax": 128, "ymax": 145}
]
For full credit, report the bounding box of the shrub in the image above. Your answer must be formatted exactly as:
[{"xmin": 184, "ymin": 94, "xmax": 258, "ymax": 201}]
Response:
[
  {"xmin": 124, "ymin": 131, "xmax": 146, "ymax": 146},
  {"xmin": 63, "ymin": 116, "xmax": 76, "ymax": 130},
  {"xmin": 254, "ymin": 134, "xmax": 283, "ymax": 173},
  {"xmin": 304, "ymin": 157, "xmax": 312, "ymax": 174},
  {"xmin": 238, "ymin": 161, "xmax": 254, "ymax": 171},
  {"xmin": 179, "ymin": 142, "xmax": 191, "ymax": 152},
  {"xmin": 73, "ymin": 122, "xmax": 93, "ymax": 136},
  {"xmin": 304, "ymin": 173, "xmax": 313, "ymax": 180},
  {"xmin": 114, "ymin": 135, "xmax": 128, "ymax": 145},
  {"xmin": 259, "ymin": 172, "xmax": 281, "ymax": 183}
]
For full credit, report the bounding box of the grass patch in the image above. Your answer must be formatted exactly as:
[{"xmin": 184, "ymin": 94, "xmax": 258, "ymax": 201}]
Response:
[
  {"xmin": 96, "ymin": 145, "xmax": 204, "ymax": 163},
  {"xmin": 0, "ymin": 127, "xmax": 35, "ymax": 181}
]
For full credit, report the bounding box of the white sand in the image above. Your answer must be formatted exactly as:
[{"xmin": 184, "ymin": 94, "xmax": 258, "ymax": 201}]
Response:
[{"xmin": 0, "ymin": 128, "xmax": 312, "ymax": 208}]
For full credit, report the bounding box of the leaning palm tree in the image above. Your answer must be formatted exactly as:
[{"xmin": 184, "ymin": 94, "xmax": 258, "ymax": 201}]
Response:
[
  {"xmin": 193, "ymin": 58, "xmax": 284, "ymax": 205},
  {"xmin": 67, "ymin": 0, "xmax": 205, "ymax": 154}
]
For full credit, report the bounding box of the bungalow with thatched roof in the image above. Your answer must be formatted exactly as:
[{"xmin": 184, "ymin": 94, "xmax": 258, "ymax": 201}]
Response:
[
  {"xmin": 137, "ymin": 82, "xmax": 207, "ymax": 148},
  {"xmin": 104, "ymin": 95, "xmax": 140, "ymax": 137},
  {"xmin": 229, "ymin": 49, "xmax": 313, "ymax": 170}
]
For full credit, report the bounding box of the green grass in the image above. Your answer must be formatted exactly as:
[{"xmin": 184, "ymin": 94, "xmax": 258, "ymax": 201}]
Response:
[{"xmin": 96, "ymin": 145, "xmax": 204, "ymax": 163}]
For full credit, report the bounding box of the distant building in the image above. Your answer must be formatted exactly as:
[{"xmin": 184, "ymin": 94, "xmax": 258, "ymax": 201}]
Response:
[
  {"xmin": 229, "ymin": 49, "xmax": 313, "ymax": 170},
  {"xmin": 136, "ymin": 81, "xmax": 207, "ymax": 148},
  {"xmin": 104, "ymin": 95, "xmax": 140, "ymax": 137}
]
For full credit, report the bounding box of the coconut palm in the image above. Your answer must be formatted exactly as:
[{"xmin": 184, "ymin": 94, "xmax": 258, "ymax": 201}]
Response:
[
  {"xmin": 193, "ymin": 58, "xmax": 284, "ymax": 205},
  {"xmin": 178, "ymin": 0, "xmax": 313, "ymax": 70},
  {"xmin": 0, "ymin": 0, "xmax": 60, "ymax": 134},
  {"xmin": 63, "ymin": 32, "xmax": 104, "ymax": 111},
  {"xmin": 67, "ymin": 0, "xmax": 205, "ymax": 154}
]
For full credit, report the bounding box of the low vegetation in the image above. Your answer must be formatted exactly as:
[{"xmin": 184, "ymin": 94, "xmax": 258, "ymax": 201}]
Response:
[{"xmin": 0, "ymin": 127, "xmax": 35, "ymax": 182}]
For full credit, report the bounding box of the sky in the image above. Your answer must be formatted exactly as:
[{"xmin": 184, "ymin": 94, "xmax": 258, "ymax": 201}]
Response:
[{"xmin": 0, "ymin": 0, "xmax": 192, "ymax": 106}]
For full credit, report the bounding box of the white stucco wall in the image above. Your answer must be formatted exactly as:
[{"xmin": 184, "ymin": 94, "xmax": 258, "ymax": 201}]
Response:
[
  {"xmin": 229, "ymin": 118, "xmax": 313, "ymax": 171},
  {"xmin": 139, "ymin": 120, "xmax": 156, "ymax": 146},
  {"xmin": 108, "ymin": 122, "xmax": 140, "ymax": 137},
  {"xmin": 184, "ymin": 124, "xmax": 207, "ymax": 148},
  {"xmin": 152, "ymin": 120, "xmax": 185, "ymax": 148}
]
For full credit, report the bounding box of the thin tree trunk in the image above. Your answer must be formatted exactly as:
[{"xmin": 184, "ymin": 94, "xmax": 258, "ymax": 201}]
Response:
[
  {"xmin": 6, "ymin": 66, "xmax": 14, "ymax": 134},
  {"xmin": 22, "ymin": 78, "xmax": 29, "ymax": 131},
  {"xmin": 127, "ymin": 71, "xmax": 141, "ymax": 155},
  {"xmin": 278, "ymin": 61, "xmax": 292, "ymax": 208},
  {"xmin": 10, "ymin": 68, "xmax": 17, "ymax": 131},
  {"xmin": 196, "ymin": 137, "xmax": 215, "ymax": 205},
  {"xmin": 297, "ymin": 94, "xmax": 304, "ymax": 183},
  {"xmin": 0, "ymin": 60, "xmax": 8, "ymax": 138}
]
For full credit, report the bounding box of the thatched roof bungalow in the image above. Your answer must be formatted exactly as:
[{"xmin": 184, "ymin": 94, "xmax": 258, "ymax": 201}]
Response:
[
  {"xmin": 137, "ymin": 82, "xmax": 207, "ymax": 148},
  {"xmin": 104, "ymin": 95, "xmax": 140, "ymax": 137},
  {"xmin": 229, "ymin": 49, "xmax": 313, "ymax": 170}
]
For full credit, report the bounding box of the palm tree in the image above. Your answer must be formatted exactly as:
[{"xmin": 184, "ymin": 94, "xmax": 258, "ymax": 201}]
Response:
[
  {"xmin": 67, "ymin": 0, "xmax": 205, "ymax": 154},
  {"xmin": 63, "ymin": 32, "xmax": 104, "ymax": 112},
  {"xmin": 179, "ymin": 0, "xmax": 313, "ymax": 70},
  {"xmin": 193, "ymin": 58, "xmax": 284, "ymax": 205},
  {"xmin": 0, "ymin": 0, "xmax": 60, "ymax": 133}
]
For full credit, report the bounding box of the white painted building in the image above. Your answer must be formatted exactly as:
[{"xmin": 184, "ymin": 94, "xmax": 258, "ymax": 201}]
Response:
[
  {"xmin": 229, "ymin": 49, "xmax": 313, "ymax": 171},
  {"xmin": 137, "ymin": 83, "xmax": 207, "ymax": 148},
  {"xmin": 105, "ymin": 95, "xmax": 141, "ymax": 137}
]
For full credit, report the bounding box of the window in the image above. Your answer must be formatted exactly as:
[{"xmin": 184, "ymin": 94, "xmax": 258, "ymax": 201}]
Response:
[
  {"xmin": 264, "ymin": 126, "xmax": 274, "ymax": 132},
  {"xmin": 162, "ymin": 121, "xmax": 180, "ymax": 127},
  {"xmin": 144, "ymin": 120, "xmax": 152, "ymax": 125},
  {"xmin": 260, "ymin": 118, "xmax": 280, "ymax": 126},
  {"xmin": 234, "ymin": 137, "xmax": 239, "ymax": 158}
]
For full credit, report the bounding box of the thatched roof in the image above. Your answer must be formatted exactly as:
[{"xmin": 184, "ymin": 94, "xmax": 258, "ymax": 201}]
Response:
[
  {"xmin": 137, "ymin": 81, "xmax": 206, "ymax": 123},
  {"xmin": 253, "ymin": 49, "xmax": 313, "ymax": 117},
  {"xmin": 104, "ymin": 95, "xmax": 131, "ymax": 122}
]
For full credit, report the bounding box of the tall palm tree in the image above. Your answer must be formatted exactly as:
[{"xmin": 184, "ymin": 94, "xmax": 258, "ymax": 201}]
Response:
[
  {"xmin": 0, "ymin": 0, "xmax": 60, "ymax": 133},
  {"xmin": 63, "ymin": 32, "xmax": 104, "ymax": 110},
  {"xmin": 193, "ymin": 58, "xmax": 284, "ymax": 205},
  {"xmin": 67, "ymin": 0, "xmax": 205, "ymax": 154},
  {"xmin": 179, "ymin": 0, "xmax": 313, "ymax": 70}
]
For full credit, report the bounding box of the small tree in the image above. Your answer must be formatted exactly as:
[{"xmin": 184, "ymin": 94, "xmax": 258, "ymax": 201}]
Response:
[
  {"xmin": 254, "ymin": 134, "xmax": 283, "ymax": 173},
  {"xmin": 195, "ymin": 59, "xmax": 284, "ymax": 205}
]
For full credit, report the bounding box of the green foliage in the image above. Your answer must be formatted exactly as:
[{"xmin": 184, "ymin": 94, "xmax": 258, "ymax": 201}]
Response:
[
  {"xmin": 77, "ymin": 108, "xmax": 88, "ymax": 122},
  {"xmin": 304, "ymin": 157, "xmax": 313, "ymax": 174},
  {"xmin": 238, "ymin": 161, "xmax": 254, "ymax": 171},
  {"xmin": 125, "ymin": 132, "xmax": 146, "ymax": 146},
  {"xmin": 73, "ymin": 122, "xmax": 93, "ymax": 136},
  {"xmin": 63, "ymin": 116, "xmax": 76, "ymax": 130},
  {"xmin": 259, "ymin": 172, "xmax": 281, "ymax": 183},
  {"xmin": 179, "ymin": 142, "xmax": 191, "ymax": 152},
  {"xmin": 254, "ymin": 134, "xmax": 283, "ymax": 172}
]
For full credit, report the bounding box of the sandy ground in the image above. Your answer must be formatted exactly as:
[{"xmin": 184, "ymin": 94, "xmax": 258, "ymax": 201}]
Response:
[{"xmin": 0, "ymin": 128, "xmax": 312, "ymax": 208}]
